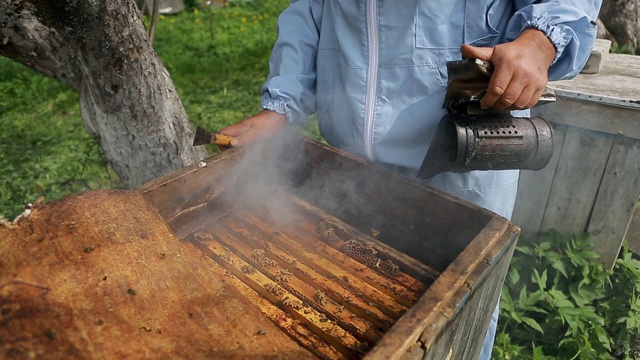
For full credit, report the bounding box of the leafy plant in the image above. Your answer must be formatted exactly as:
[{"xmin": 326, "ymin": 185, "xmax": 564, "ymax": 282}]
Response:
[
  {"xmin": 610, "ymin": 43, "xmax": 638, "ymax": 55},
  {"xmin": 494, "ymin": 231, "xmax": 640, "ymax": 359}
]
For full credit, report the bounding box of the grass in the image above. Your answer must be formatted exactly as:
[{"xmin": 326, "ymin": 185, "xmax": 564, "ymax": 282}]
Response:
[
  {"xmin": 153, "ymin": 2, "xmax": 284, "ymax": 130},
  {"xmin": 0, "ymin": 0, "xmax": 296, "ymax": 219},
  {"xmin": 0, "ymin": 59, "xmax": 119, "ymax": 218},
  {"xmin": 611, "ymin": 42, "xmax": 638, "ymax": 55}
]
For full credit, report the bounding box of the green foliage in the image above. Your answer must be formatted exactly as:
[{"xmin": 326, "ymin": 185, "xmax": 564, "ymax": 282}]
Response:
[
  {"xmin": 494, "ymin": 231, "xmax": 640, "ymax": 359},
  {"xmin": 1, "ymin": 1, "xmax": 299, "ymax": 219},
  {"xmin": 610, "ymin": 43, "xmax": 638, "ymax": 55},
  {"xmin": 151, "ymin": 0, "xmax": 289, "ymax": 133},
  {"xmin": 0, "ymin": 59, "xmax": 120, "ymax": 218}
]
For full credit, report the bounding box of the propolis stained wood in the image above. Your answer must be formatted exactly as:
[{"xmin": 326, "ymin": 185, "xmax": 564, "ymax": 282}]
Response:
[{"xmin": 0, "ymin": 190, "xmax": 310, "ymax": 359}]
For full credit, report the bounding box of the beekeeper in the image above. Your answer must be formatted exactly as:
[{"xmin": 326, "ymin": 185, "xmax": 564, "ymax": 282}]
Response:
[{"xmin": 220, "ymin": 1, "xmax": 602, "ymax": 358}]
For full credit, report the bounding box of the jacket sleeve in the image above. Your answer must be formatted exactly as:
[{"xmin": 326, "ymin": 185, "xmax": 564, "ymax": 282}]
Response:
[
  {"xmin": 507, "ymin": 0, "xmax": 602, "ymax": 80},
  {"xmin": 260, "ymin": 0, "xmax": 322, "ymax": 125}
]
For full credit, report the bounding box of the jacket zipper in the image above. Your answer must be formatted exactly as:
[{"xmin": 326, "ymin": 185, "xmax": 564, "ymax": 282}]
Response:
[{"xmin": 363, "ymin": 0, "xmax": 378, "ymax": 161}]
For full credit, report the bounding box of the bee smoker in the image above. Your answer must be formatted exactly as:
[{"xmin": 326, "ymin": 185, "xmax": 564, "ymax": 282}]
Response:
[{"xmin": 417, "ymin": 59, "xmax": 556, "ymax": 180}]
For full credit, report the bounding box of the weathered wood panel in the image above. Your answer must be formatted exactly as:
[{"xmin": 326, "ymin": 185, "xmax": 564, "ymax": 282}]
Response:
[
  {"xmin": 539, "ymin": 97, "xmax": 640, "ymax": 140},
  {"xmin": 588, "ymin": 136, "xmax": 640, "ymax": 268},
  {"xmin": 514, "ymin": 53, "xmax": 640, "ymax": 267},
  {"xmin": 627, "ymin": 207, "xmax": 640, "ymax": 255},
  {"xmin": 512, "ymin": 123, "xmax": 567, "ymax": 241},
  {"xmin": 363, "ymin": 218, "xmax": 517, "ymax": 359},
  {"xmin": 539, "ymin": 127, "xmax": 613, "ymax": 235},
  {"xmin": 420, "ymin": 227, "xmax": 518, "ymax": 360},
  {"xmin": 548, "ymin": 53, "xmax": 640, "ymax": 112},
  {"xmin": 0, "ymin": 190, "xmax": 312, "ymax": 359}
]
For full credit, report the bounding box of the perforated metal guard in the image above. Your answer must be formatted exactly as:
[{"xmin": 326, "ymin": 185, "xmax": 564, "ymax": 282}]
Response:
[{"xmin": 457, "ymin": 115, "xmax": 553, "ymax": 170}]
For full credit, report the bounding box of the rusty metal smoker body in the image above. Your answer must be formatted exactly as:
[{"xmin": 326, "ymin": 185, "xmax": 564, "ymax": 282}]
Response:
[{"xmin": 418, "ymin": 59, "xmax": 555, "ymax": 180}]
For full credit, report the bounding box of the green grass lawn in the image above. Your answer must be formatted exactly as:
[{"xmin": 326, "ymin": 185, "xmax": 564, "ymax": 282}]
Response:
[{"xmin": 0, "ymin": 1, "xmax": 296, "ymax": 219}]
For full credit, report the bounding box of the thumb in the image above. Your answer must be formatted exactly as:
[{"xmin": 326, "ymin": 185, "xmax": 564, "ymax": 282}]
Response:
[{"xmin": 460, "ymin": 44, "xmax": 494, "ymax": 61}]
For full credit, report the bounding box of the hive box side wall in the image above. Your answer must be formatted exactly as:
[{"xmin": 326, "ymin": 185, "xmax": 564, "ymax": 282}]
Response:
[
  {"xmin": 517, "ymin": 98, "xmax": 640, "ymax": 269},
  {"xmin": 363, "ymin": 219, "xmax": 519, "ymax": 359},
  {"xmin": 422, "ymin": 228, "xmax": 518, "ymax": 360},
  {"xmin": 289, "ymin": 138, "xmax": 495, "ymax": 272},
  {"xmin": 140, "ymin": 136, "xmax": 497, "ymax": 273},
  {"xmin": 516, "ymin": 54, "xmax": 640, "ymax": 268}
]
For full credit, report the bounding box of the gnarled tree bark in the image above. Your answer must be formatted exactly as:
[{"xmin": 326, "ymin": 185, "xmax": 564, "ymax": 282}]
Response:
[
  {"xmin": 0, "ymin": 0, "xmax": 207, "ymax": 188},
  {"xmin": 599, "ymin": 0, "xmax": 640, "ymax": 50}
]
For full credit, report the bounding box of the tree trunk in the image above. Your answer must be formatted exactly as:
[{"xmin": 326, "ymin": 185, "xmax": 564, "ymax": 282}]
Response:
[
  {"xmin": 600, "ymin": 0, "xmax": 640, "ymax": 50},
  {"xmin": 0, "ymin": 0, "xmax": 207, "ymax": 188}
]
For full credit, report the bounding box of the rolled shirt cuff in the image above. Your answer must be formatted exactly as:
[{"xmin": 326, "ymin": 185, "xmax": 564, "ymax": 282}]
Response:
[{"xmin": 524, "ymin": 17, "xmax": 567, "ymax": 64}]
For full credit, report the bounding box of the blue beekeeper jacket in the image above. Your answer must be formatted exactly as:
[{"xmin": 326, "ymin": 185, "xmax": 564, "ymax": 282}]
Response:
[{"xmin": 261, "ymin": 0, "xmax": 601, "ymax": 219}]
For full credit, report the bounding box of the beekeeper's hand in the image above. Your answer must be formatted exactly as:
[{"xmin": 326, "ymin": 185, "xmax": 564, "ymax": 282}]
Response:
[
  {"xmin": 461, "ymin": 28, "xmax": 556, "ymax": 111},
  {"xmin": 219, "ymin": 110, "xmax": 286, "ymax": 147}
]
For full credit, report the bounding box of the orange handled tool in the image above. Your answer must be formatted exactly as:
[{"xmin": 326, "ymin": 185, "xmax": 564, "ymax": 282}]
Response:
[{"xmin": 192, "ymin": 126, "xmax": 234, "ymax": 147}]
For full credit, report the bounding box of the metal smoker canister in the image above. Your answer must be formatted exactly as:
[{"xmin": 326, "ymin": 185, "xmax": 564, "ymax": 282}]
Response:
[
  {"xmin": 417, "ymin": 58, "xmax": 556, "ymax": 180},
  {"xmin": 451, "ymin": 113, "xmax": 554, "ymax": 170}
]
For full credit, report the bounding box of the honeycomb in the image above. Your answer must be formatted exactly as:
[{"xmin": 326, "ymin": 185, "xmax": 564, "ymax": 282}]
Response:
[
  {"xmin": 318, "ymin": 221, "xmax": 342, "ymax": 244},
  {"xmin": 380, "ymin": 260, "xmax": 400, "ymax": 276},
  {"xmin": 344, "ymin": 239, "xmax": 379, "ymax": 267}
]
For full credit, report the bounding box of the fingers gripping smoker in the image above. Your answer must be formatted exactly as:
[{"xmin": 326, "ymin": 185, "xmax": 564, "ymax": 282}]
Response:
[{"xmin": 418, "ymin": 59, "xmax": 555, "ymax": 180}]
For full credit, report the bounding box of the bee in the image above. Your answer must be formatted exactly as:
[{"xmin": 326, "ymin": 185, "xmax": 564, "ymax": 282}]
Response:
[
  {"xmin": 282, "ymin": 296, "xmax": 293, "ymax": 307},
  {"xmin": 292, "ymin": 300, "xmax": 303, "ymax": 310},
  {"xmin": 262, "ymin": 259, "xmax": 277, "ymax": 268},
  {"xmin": 324, "ymin": 228, "xmax": 340, "ymax": 243},
  {"xmin": 251, "ymin": 249, "xmax": 265, "ymax": 262},
  {"xmin": 275, "ymin": 269, "xmax": 293, "ymax": 284},
  {"xmin": 241, "ymin": 265, "xmax": 256, "ymax": 275},
  {"xmin": 265, "ymin": 283, "xmax": 284, "ymax": 296},
  {"xmin": 315, "ymin": 291, "xmax": 328, "ymax": 306},
  {"xmin": 194, "ymin": 231, "xmax": 214, "ymax": 241},
  {"xmin": 341, "ymin": 294, "xmax": 353, "ymax": 304}
]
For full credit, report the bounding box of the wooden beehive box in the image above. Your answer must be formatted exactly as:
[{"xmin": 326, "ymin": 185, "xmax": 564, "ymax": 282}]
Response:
[
  {"xmin": 515, "ymin": 53, "xmax": 640, "ymax": 269},
  {"xmin": 137, "ymin": 134, "xmax": 520, "ymax": 360}
]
